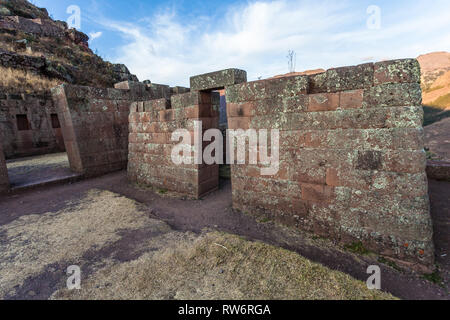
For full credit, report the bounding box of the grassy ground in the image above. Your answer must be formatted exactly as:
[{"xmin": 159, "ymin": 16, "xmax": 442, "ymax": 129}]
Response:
[
  {"xmin": 52, "ymin": 231, "xmax": 395, "ymax": 300},
  {"xmin": 6, "ymin": 152, "xmax": 69, "ymax": 172},
  {"xmin": 0, "ymin": 188, "xmax": 395, "ymax": 300}
]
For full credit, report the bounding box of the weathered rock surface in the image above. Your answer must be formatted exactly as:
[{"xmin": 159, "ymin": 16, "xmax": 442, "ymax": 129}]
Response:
[
  {"xmin": 190, "ymin": 69, "xmax": 247, "ymax": 91},
  {"xmin": 0, "ymin": 0, "xmax": 138, "ymax": 90},
  {"xmin": 0, "ymin": 0, "xmax": 49, "ymax": 19}
]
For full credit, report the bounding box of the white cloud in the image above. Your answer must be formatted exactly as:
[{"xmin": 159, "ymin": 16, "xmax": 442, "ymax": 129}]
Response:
[
  {"xmin": 89, "ymin": 31, "xmax": 103, "ymax": 41},
  {"xmin": 96, "ymin": 0, "xmax": 450, "ymax": 87}
]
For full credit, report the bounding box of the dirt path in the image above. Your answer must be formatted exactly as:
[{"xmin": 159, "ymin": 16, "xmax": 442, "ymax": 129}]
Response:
[{"xmin": 0, "ymin": 171, "xmax": 448, "ymax": 300}]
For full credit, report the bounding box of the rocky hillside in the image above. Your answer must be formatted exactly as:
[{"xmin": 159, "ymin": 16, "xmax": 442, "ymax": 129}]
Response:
[
  {"xmin": 0, "ymin": 0, "xmax": 49, "ymax": 18},
  {"xmin": 0, "ymin": 0, "xmax": 138, "ymax": 94}
]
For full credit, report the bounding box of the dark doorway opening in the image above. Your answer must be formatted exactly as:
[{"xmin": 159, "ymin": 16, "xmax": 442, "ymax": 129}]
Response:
[
  {"xmin": 51, "ymin": 114, "xmax": 61, "ymax": 129},
  {"xmin": 214, "ymin": 89, "xmax": 230, "ymax": 180},
  {"xmin": 5, "ymin": 113, "xmax": 78, "ymax": 190}
]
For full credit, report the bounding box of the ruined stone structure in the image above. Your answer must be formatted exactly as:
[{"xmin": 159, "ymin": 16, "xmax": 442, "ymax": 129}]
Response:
[
  {"xmin": 50, "ymin": 60, "xmax": 435, "ymax": 270},
  {"xmin": 0, "ymin": 89, "xmax": 64, "ymax": 158},
  {"xmin": 128, "ymin": 91, "xmax": 221, "ymax": 198},
  {"xmin": 126, "ymin": 61, "xmax": 433, "ymax": 269},
  {"xmin": 51, "ymin": 81, "xmax": 189, "ymax": 178},
  {"xmin": 0, "ymin": 6, "xmax": 141, "ymax": 161},
  {"xmin": 51, "ymin": 85, "xmax": 131, "ymax": 177},
  {"xmin": 127, "ymin": 69, "xmax": 241, "ymax": 197},
  {"xmin": 226, "ymin": 60, "xmax": 433, "ymax": 269}
]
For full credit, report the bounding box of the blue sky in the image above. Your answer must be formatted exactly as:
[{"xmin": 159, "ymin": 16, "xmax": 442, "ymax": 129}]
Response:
[{"xmin": 33, "ymin": 0, "xmax": 450, "ymax": 87}]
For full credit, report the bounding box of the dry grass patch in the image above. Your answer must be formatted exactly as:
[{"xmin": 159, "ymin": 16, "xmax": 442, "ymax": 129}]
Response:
[
  {"xmin": 53, "ymin": 232, "xmax": 396, "ymax": 300},
  {"xmin": 431, "ymin": 93, "xmax": 450, "ymax": 109},
  {"xmin": 0, "ymin": 66, "xmax": 61, "ymax": 94}
]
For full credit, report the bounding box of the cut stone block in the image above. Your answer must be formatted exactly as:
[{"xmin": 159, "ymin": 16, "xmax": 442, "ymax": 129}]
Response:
[{"xmin": 190, "ymin": 69, "xmax": 247, "ymax": 91}]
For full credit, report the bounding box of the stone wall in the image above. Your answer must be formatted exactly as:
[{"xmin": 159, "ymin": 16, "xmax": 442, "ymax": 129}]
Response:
[
  {"xmin": 0, "ymin": 89, "xmax": 65, "ymax": 159},
  {"xmin": 127, "ymin": 91, "xmax": 220, "ymax": 198},
  {"xmin": 127, "ymin": 69, "xmax": 243, "ymax": 198},
  {"xmin": 427, "ymin": 160, "xmax": 450, "ymax": 181},
  {"xmin": 226, "ymin": 59, "xmax": 434, "ymax": 269},
  {"xmin": 0, "ymin": 141, "xmax": 9, "ymax": 193},
  {"xmin": 51, "ymin": 85, "xmax": 132, "ymax": 177},
  {"xmin": 51, "ymin": 82, "xmax": 172, "ymax": 177}
]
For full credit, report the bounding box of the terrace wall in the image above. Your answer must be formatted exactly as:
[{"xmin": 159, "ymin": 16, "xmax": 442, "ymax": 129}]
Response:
[
  {"xmin": 127, "ymin": 91, "xmax": 220, "ymax": 198},
  {"xmin": 226, "ymin": 59, "xmax": 434, "ymax": 270}
]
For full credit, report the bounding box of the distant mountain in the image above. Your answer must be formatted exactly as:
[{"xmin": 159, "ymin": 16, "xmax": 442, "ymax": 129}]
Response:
[
  {"xmin": 418, "ymin": 51, "xmax": 450, "ymax": 109},
  {"xmin": 0, "ymin": 0, "xmax": 49, "ymax": 19}
]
